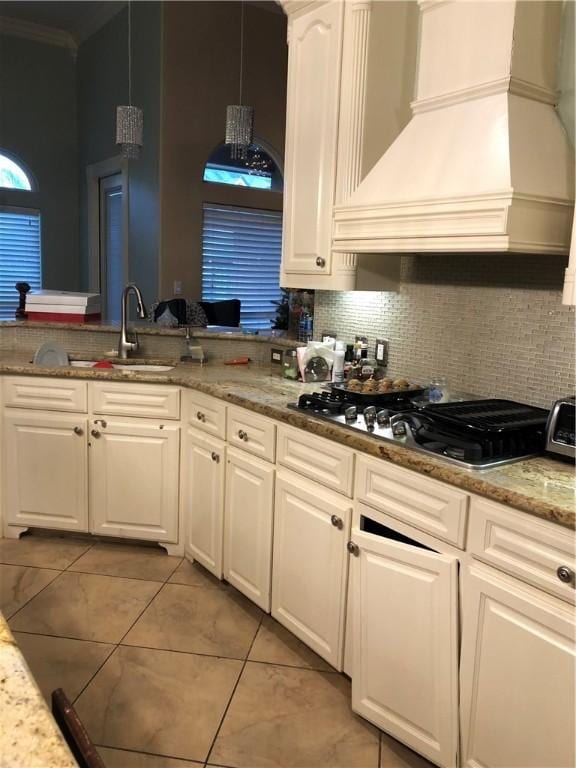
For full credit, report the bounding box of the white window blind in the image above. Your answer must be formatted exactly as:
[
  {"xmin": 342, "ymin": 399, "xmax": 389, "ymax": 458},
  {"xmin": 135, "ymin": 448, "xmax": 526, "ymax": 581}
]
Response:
[
  {"xmin": 0, "ymin": 209, "xmax": 42, "ymax": 319},
  {"xmin": 202, "ymin": 204, "xmax": 282, "ymax": 331}
]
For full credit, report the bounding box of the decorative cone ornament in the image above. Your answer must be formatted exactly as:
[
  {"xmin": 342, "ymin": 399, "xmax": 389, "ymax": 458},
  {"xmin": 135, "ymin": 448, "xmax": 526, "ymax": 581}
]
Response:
[{"xmin": 225, "ymin": 2, "xmax": 253, "ymax": 160}]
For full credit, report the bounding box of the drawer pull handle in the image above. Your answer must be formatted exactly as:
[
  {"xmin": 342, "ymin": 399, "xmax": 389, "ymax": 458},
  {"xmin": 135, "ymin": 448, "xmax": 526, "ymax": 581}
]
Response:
[
  {"xmin": 331, "ymin": 515, "xmax": 343, "ymax": 529},
  {"xmin": 557, "ymin": 566, "xmax": 574, "ymax": 584},
  {"xmin": 316, "ymin": 256, "xmax": 326, "ymax": 268},
  {"xmin": 211, "ymin": 452, "xmax": 220, "ymax": 463},
  {"xmin": 237, "ymin": 429, "xmax": 248, "ymax": 441},
  {"xmin": 347, "ymin": 541, "xmax": 359, "ymax": 557},
  {"xmin": 94, "ymin": 419, "xmax": 107, "ymax": 428},
  {"xmin": 91, "ymin": 430, "xmax": 101, "ymax": 439},
  {"xmin": 196, "ymin": 411, "xmax": 206, "ymax": 422},
  {"xmin": 73, "ymin": 426, "xmax": 84, "ymax": 436}
]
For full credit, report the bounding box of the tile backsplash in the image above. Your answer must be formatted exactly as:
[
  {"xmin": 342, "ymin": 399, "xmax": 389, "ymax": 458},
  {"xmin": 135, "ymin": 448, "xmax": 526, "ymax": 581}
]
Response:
[{"xmin": 314, "ymin": 254, "xmax": 575, "ymax": 409}]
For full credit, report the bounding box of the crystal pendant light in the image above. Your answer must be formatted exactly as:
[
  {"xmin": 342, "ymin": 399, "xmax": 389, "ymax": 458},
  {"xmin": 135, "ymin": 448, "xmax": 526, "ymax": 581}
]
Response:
[
  {"xmin": 116, "ymin": 0, "xmax": 143, "ymax": 159},
  {"xmin": 225, "ymin": 2, "xmax": 253, "ymax": 160}
]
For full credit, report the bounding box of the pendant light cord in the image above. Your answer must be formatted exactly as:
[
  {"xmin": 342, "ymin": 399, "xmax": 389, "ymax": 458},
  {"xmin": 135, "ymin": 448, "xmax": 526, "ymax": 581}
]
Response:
[
  {"xmin": 128, "ymin": 0, "xmax": 132, "ymax": 105},
  {"xmin": 238, "ymin": 1, "xmax": 245, "ymax": 106}
]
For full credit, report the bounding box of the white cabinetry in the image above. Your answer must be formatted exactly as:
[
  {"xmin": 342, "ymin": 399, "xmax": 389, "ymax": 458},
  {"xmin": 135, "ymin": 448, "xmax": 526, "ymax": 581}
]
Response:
[
  {"xmin": 350, "ymin": 507, "xmax": 459, "ymax": 768},
  {"xmin": 4, "ymin": 410, "xmax": 88, "ymax": 532},
  {"xmin": 281, "ymin": 1, "xmax": 344, "ymax": 284},
  {"xmin": 272, "ymin": 469, "xmax": 352, "ymax": 669},
  {"xmin": 460, "ymin": 563, "xmax": 575, "ymax": 768},
  {"xmin": 224, "ymin": 447, "xmax": 275, "ymax": 611},
  {"xmin": 183, "ymin": 427, "xmax": 226, "ymax": 577},
  {"xmin": 90, "ymin": 418, "xmax": 180, "ymax": 542}
]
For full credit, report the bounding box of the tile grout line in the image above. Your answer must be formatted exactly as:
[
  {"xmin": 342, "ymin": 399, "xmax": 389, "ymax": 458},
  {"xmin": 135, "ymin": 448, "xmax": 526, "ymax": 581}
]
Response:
[
  {"xmin": 203, "ymin": 610, "xmax": 265, "ymax": 766},
  {"xmin": 4, "ymin": 567, "xmax": 66, "ymax": 623},
  {"xmin": 71, "ymin": 580, "xmax": 167, "ymax": 707}
]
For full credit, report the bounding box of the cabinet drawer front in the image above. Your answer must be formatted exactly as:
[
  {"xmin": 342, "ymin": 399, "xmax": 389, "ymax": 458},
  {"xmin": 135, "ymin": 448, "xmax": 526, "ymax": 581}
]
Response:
[
  {"xmin": 227, "ymin": 407, "xmax": 276, "ymax": 462},
  {"xmin": 468, "ymin": 497, "xmax": 576, "ymax": 603},
  {"xmin": 92, "ymin": 382, "xmax": 180, "ymax": 419},
  {"xmin": 3, "ymin": 377, "xmax": 87, "ymax": 413},
  {"xmin": 277, "ymin": 425, "xmax": 354, "ymax": 497},
  {"xmin": 356, "ymin": 456, "xmax": 468, "ymax": 548},
  {"xmin": 186, "ymin": 391, "xmax": 226, "ymax": 439}
]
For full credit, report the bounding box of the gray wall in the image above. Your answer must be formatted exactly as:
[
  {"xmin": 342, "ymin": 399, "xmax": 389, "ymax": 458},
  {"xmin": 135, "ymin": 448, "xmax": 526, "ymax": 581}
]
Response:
[
  {"xmin": 77, "ymin": 2, "xmax": 161, "ymax": 306},
  {"xmin": 0, "ymin": 34, "xmax": 79, "ymax": 289}
]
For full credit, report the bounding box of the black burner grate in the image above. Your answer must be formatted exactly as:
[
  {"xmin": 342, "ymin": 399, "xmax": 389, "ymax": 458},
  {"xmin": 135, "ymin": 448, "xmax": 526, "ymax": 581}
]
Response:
[{"xmin": 422, "ymin": 399, "xmax": 549, "ymax": 433}]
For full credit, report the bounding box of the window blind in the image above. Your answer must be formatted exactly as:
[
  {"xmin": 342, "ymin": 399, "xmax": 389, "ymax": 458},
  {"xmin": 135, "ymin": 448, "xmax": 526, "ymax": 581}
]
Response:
[
  {"xmin": 202, "ymin": 204, "xmax": 282, "ymax": 331},
  {"xmin": 0, "ymin": 209, "xmax": 42, "ymax": 319}
]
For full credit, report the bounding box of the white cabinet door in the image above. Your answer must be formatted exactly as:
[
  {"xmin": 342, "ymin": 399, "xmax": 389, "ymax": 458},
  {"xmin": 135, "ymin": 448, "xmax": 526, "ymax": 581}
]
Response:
[
  {"xmin": 4, "ymin": 410, "xmax": 88, "ymax": 531},
  {"xmin": 183, "ymin": 428, "xmax": 226, "ymax": 578},
  {"xmin": 351, "ymin": 526, "xmax": 459, "ymax": 768},
  {"xmin": 460, "ymin": 563, "xmax": 575, "ymax": 768},
  {"xmin": 224, "ymin": 447, "xmax": 274, "ymax": 611},
  {"xmin": 281, "ymin": 2, "xmax": 344, "ymax": 280},
  {"xmin": 272, "ymin": 470, "xmax": 351, "ymax": 669},
  {"xmin": 90, "ymin": 419, "xmax": 180, "ymax": 542}
]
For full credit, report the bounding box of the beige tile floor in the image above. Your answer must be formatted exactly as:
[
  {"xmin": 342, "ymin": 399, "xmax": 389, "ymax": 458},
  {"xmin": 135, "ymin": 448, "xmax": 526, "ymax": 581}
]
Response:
[{"xmin": 1, "ymin": 532, "xmax": 434, "ymax": 768}]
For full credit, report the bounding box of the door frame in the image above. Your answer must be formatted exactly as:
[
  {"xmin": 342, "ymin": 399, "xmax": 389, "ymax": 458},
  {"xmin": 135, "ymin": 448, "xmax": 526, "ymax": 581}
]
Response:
[{"xmin": 86, "ymin": 156, "xmax": 128, "ymax": 296}]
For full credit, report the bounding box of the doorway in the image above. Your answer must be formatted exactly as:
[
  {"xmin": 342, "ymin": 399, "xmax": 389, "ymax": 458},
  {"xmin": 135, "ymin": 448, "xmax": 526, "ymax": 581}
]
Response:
[{"xmin": 87, "ymin": 157, "xmax": 128, "ymax": 323}]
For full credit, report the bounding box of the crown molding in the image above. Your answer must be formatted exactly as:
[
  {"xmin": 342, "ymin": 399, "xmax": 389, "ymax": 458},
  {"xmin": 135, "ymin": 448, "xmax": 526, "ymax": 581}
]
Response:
[{"xmin": 0, "ymin": 15, "xmax": 76, "ymax": 50}]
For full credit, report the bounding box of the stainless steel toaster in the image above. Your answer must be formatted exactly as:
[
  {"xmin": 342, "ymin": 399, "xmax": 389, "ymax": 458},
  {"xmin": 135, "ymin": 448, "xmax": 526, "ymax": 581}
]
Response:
[{"xmin": 546, "ymin": 397, "xmax": 575, "ymax": 459}]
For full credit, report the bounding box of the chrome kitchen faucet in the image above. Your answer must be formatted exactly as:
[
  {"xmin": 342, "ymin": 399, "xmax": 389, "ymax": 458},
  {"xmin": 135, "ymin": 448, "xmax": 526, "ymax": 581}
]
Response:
[{"xmin": 118, "ymin": 283, "xmax": 147, "ymax": 359}]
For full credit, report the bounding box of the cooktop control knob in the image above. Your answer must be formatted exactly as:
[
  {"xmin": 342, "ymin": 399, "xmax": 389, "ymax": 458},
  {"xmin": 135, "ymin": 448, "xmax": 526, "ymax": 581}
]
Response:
[
  {"xmin": 344, "ymin": 406, "xmax": 358, "ymax": 422},
  {"xmin": 364, "ymin": 406, "xmax": 377, "ymax": 429},
  {"xmin": 376, "ymin": 409, "xmax": 391, "ymax": 427}
]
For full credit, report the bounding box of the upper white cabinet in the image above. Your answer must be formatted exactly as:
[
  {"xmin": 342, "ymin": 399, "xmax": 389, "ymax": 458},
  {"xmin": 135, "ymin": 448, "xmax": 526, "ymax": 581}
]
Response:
[
  {"xmin": 281, "ymin": 1, "xmax": 344, "ymax": 284},
  {"xmin": 280, "ymin": 1, "xmax": 401, "ymax": 291},
  {"xmin": 460, "ymin": 563, "xmax": 575, "ymax": 768}
]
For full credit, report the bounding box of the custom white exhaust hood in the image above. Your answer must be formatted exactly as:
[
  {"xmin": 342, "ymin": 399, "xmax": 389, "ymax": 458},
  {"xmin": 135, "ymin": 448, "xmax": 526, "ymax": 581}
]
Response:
[{"xmin": 333, "ymin": 0, "xmax": 575, "ymax": 256}]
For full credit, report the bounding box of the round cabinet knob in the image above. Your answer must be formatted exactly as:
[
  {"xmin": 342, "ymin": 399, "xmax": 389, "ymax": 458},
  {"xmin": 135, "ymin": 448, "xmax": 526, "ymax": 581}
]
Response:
[
  {"xmin": 90, "ymin": 430, "xmax": 101, "ymax": 439},
  {"xmin": 211, "ymin": 452, "xmax": 220, "ymax": 463},
  {"xmin": 315, "ymin": 256, "xmax": 326, "ymax": 268},
  {"xmin": 237, "ymin": 429, "xmax": 248, "ymax": 441},
  {"xmin": 73, "ymin": 426, "xmax": 84, "ymax": 436},
  {"xmin": 196, "ymin": 411, "xmax": 205, "ymax": 422},
  {"xmin": 331, "ymin": 515, "xmax": 344, "ymax": 529},
  {"xmin": 557, "ymin": 566, "xmax": 575, "ymax": 584},
  {"xmin": 347, "ymin": 541, "xmax": 360, "ymax": 557}
]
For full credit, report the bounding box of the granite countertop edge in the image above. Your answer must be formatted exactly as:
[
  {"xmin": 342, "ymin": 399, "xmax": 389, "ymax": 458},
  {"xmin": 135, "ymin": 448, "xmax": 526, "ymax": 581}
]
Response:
[
  {"xmin": 0, "ymin": 614, "xmax": 78, "ymax": 768},
  {"xmin": 0, "ymin": 359, "xmax": 573, "ymax": 531}
]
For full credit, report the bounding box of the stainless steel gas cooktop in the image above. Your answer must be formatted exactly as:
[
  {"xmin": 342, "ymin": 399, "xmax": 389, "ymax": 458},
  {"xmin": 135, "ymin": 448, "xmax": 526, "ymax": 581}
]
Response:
[{"xmin": 289, "ymin": 391, "xmax": 549, "ymax": 470}]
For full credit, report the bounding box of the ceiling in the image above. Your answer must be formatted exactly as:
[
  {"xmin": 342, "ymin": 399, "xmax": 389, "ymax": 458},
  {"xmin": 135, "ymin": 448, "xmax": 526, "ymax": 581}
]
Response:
[{"xmin": 0, "ymin": 1, "xmax": 125, "ymax": 43}]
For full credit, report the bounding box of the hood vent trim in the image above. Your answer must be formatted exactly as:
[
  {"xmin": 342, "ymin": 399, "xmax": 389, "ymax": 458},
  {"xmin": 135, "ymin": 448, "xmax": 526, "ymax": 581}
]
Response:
[{"xmin": 333, "ymin": 0, "xmax": 574, "ymax": 255}]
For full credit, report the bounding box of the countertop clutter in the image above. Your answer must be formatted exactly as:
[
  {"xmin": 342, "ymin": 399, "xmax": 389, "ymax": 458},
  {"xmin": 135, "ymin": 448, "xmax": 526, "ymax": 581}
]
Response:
[
  {"xmin": 0, "ymin": 614, "xmax": 77, "ymax": 768},
  {"xmin": 0, "ymin": 354, "xmax": 573, "ymax": 530}
]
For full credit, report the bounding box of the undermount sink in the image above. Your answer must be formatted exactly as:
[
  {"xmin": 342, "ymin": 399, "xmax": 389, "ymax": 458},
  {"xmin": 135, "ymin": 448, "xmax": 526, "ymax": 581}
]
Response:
[{"xmin": 70, "ymin": 360, "xmax": 175, "ymax": 372}]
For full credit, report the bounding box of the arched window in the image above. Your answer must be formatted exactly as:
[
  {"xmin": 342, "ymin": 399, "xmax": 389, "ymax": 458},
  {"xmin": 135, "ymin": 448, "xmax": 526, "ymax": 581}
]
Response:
[
  {"xmin": 0, "ymin": 150, "xmax": 41, "ymax": 319},
  {"xmin": 201, "ymin": 139, "xmax": 284, "ymax": 331},
  {"xmin": 203, "ymin": 141, "xmax": 283, "ymax": 192},
  {"xmin": 0, "ymin": 152, "xmax": 33, "ymax": 191}
]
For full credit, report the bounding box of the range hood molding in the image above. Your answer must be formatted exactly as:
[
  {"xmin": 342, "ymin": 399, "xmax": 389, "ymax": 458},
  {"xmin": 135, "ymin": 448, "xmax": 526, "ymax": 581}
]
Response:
[{"xmin": 333, "ymin": 0, "xmax": 575, "ymax": 256}]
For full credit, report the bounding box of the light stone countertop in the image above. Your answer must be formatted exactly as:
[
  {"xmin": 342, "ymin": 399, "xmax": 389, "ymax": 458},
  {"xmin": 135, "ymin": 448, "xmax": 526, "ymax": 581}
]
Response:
[
  {"xmin": 0, "ymin": 353, "xmax": 574, "ymax": 530},
  {"xmin": 0, "ymin": 612, "xmax": 77, "ymax": 768}
]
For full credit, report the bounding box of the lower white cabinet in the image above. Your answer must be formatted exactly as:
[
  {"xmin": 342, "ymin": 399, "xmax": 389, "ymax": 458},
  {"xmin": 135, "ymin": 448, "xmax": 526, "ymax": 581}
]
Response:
[
  {"xmin": 350, "ymin": 512, "xmax": 459, "ymax": 768},
  {"xmin": 224, "ymin": 447, "xmax": 275, "ymax": 610},
  {"xmin": 90, "ymin": 418, "xmax": 180, "ymax": 542},
  {"xmin": 460, "ymin": 563, "xmax": 576, "ymax": 768},
  {"xmin": 272, "ymin": 469, "xmax": 352, "ymax": 669},
  {"xmin": 183, "ymin": 428, "xmax": 226, "ymax": 577},
  {"xmin": 4, "ymin": 410, "xmax": 88, "ymax": 532}
]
